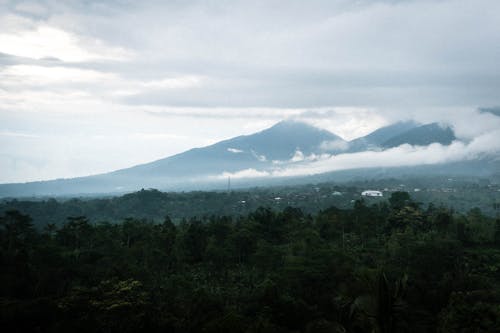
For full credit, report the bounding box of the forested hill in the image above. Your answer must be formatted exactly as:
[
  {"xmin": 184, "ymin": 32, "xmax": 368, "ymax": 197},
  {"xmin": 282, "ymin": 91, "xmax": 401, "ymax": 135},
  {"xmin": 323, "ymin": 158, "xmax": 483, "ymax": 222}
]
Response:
[
  {"xmin": 1, "ymin": 192, "xmax": 500, "ymax": 332},
  {"xmin": 1, "ymin": 178, "xmax": 499, "ymax": 228}
]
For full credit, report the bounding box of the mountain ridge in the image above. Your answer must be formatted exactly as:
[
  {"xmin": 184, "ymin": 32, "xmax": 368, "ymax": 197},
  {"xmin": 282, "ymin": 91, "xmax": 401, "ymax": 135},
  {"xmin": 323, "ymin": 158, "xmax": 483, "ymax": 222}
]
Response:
[
  {"xmin": 381, "ymin": 123, "xmax": 455, "ymax": 148},
  {"xmin": 347, "ymin": 121, "xmax": 419, "ymax": 152},
  {"xmin": 114, "ymin": 120, "xmax": 344, "ymax": 177},
  {"xmin": 0, "ymin": 119, "xmax": 488, "ymax": 198}
]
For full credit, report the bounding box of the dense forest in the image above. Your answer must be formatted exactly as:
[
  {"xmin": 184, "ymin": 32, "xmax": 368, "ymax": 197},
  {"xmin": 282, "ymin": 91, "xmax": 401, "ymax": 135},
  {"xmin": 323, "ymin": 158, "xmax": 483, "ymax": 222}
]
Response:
[
  {"xmin": 1, "ymin": 177, "xmax": 499, "ymax": 228},
  {"xmin": 1, "ymin": 191, "xmax": 500, "ymax": 332}
]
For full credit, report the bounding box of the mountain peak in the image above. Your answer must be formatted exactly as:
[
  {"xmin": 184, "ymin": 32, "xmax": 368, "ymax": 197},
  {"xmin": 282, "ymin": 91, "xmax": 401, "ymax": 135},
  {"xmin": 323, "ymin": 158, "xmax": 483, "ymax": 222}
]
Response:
[
  {"xmin": 264, "ymin": 120, "xmax": 340, "ymax": 138},
  {"xmin": 222, "ymin": 119, "xmax": 344, "ymax": 161},
  {"xmin": 381, "ymin": 122, "xmax": 455, "ymax": 148},
  {"xmin": 268, "ymin": 119, "xmax": 320, "ymax": 130},
  {"xmin": 360, "ymin": 120, "xmax": 420, "ymax": 144}
]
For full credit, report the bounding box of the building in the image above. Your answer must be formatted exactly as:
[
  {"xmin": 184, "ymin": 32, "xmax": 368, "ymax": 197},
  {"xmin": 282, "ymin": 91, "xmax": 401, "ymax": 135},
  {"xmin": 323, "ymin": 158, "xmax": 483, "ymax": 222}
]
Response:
[{"xmin": 361, "ymin": 190, "xmax": 383, "ymax": 197}]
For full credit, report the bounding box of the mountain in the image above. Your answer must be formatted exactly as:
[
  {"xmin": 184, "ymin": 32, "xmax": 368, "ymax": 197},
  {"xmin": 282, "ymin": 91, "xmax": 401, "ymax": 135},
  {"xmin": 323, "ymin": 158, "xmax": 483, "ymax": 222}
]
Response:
[
  {"xmin": 347, "ymin": 122, "xmax": 456, "ymax": 152},
  {"xmin": 0, "ymin": 121, "xmax": 345, "ymax": 197},
  {"xmin": 381, "ymin": 123, "xmax": 455, "ymax": 148},
  {"xmin": 479, "ymin": 106, "xmax": 500, "ymax": 117},
  {"xmin": 116, "ymin": 120, "xmax": 344, "ymax": 178},
  {"xmin": 348, "ymin": 121, "xmax": 419, "ymax": 152},
  {"xmin": 0, "ymin": 119, "xmax": 492, "ymax": 198}
]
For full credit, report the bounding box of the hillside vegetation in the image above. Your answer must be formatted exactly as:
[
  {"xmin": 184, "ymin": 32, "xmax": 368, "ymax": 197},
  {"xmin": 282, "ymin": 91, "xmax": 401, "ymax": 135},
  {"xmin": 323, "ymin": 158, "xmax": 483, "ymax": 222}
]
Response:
[
  {"xmin": 2, "ymin": 178, "xmax": 498, "ymax": 228},
  {"xmin": 1, "ymin": 192, "xmax": 500, "ymax": 332}
]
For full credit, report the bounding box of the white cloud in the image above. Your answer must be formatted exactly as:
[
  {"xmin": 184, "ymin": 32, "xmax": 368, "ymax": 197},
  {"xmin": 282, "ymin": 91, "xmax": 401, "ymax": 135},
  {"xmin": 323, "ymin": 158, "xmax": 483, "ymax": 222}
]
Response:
[
  {"xmin": 275, "ymin": 134, "xmax": 500, "ymax": 178},
  {"xmin": 212, "ymin": 127, "xmax": 500, "ymax": 180},
  {"xmin": 0, "ymin": 65, "xmax": 205, "ymax": 111},
  {"xmin": 1, "ymin": 64, "xmax": 116, "ymax": 85},
  {"xmin": 0, "ymin": 89, "xmax": 97, "ymax": 113},
  {"xmin": 220, "ymin": 168, "xmax": 270, "ymax": 179},
  {"xmin": 130, "ymin": 132, "xmax": 188, "ymax": 140},
  {"xmin": 298, "ymin": 108, "xmax": 388, "ymax": 140},
  {"xmin": 227, "ymin": 148, "xmax": 243, "ymax": 153},
  {"xmin": 0, "ymin": 25, "xmax": 130, "ymax": 62},
  {"xmin": 251, "ymin": 150, "xmax": 267, "ymax": 162},
  {"xmin": 291, "ymin": 149, "xmax": 304, "ymax": 162},
  {"xmin": 139, "ymin": 76, "xmax": 203, "ymax": 90},
  {"xmin": 0, "ymin": 130, "xmax": 39, "ymax": 138},
  {"xmin": 14, "ymin": 2, "xmax": 48, "ymax": 16},
  {"xmin": 319, "ymin": 139, "xmax": 349, "ymax": 152},
  {"xmin": 305, "ymin": 153, "xmax": 332, "ymax": 162}
]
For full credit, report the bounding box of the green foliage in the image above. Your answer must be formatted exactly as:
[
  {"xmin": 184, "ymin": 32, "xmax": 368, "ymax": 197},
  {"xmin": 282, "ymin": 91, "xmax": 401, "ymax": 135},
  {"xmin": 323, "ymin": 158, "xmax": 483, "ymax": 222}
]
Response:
[
  {"xmin": 1, "ymin": 193, "xmax": 499, "ymax": 332},
  {"xmin": 2, "ymin": 177, "xmax": 498, "ymax": 229},
  {"xmin": 438, "ymin": 291, "xmax": 500, "ymax": 332},
  {"xmin": 58, "ymin": 279, "xmax": 150, "ymax": 332},
  {"xmin": 389, "ymin": 191, "xmax": 412, "ymax": 210}
]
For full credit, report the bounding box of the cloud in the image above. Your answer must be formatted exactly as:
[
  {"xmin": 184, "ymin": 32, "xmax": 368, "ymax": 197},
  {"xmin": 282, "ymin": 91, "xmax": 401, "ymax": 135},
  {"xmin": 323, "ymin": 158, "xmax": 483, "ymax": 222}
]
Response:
[
  {"xmin": 0, "ymin": 25, "xmax": 131, "ymax": 62},
  {"xmin": 227, "ymin": 148, "xmax": 243, "ymax": 153},
  {"xmin": 3, "ymin": 0, "xmax": 495, "ymax": 109},
  {"xmin": 220, "ymin": 168, "xmax": 270, "ymax": 179},
  {"xmin": 0, "ymin": 63, "xmax": 205, "ymax": 109},
  {"xmin": 138, "ymin": 76, "xmax": 203, "ymax": 90},
  {"xmin": 0, "ymin": 130, "xmax": 39, "ymax": 138},
  {"xmin": 129, "ymin": 132, "xmax": 188, "ymax": 140},
  {"xmin": 216, "ymin": 127, "xmax": 500, "ymax": 180},
  {"xmin": 14, "ymin": 2, "xmax": 48, "ymax": 17},
  {"xmin": 1, "ymin": 64, "xmax": 116, "ymax": 85},
  {"xmin": 273, "ymin": 135, "xmax": 500, "ymax": 177},
  {"xmin": 319, "ymin": 139, "xmax": 349, "ymax": 152},
  {"xmin": 94, "ymin": 0, "xmax": 500, "ymax": 109},
  {"xmin": 291, "ymin": 149, "xmax": 305, "ymax": 162},
  {"xmin": 251, "ymin": 150, "xmax": 267, "ymax": 162},
  {"xmin": 479, "ymin": 107, "xmax": 500, "ymax": 117}
]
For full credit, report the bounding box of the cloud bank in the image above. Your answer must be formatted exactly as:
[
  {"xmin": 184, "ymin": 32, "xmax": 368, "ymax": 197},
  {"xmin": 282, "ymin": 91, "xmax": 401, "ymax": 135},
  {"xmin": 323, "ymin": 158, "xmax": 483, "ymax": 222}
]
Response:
[{"xmin": 218, "ymin": 126, "xmax": 500, "ymax": 180}]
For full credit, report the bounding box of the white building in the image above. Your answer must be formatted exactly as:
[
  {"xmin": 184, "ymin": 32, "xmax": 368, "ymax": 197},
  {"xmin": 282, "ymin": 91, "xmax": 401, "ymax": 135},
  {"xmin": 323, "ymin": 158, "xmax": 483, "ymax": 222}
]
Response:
[{"xmin": 361, "ymin": 190, "xmax": 383, "ymax": 197}]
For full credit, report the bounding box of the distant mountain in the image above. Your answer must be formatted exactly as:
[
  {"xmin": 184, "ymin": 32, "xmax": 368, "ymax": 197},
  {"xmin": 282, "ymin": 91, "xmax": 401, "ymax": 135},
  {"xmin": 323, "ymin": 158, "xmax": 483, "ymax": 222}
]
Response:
[
  {"xmin": 116, "ymin": 120, "xmax": 344, "ymax": 178},
  {"xmin": 0, "ymin": 121, "xmax": 345, "ymax": 197},
  {"xmin": 479, "ymin": 107, "xmax": 500, "ymax": 117},
  {"xmin": 348, "ymin": 121, "xmax": 419, "ymax": 152},
  {"xmin": 381, "ymin": 123, "xmax": 455, "ymax": 148},
  {"xmin": 0, "ymin": 119, "xmax": 492, "ymax": 198}
]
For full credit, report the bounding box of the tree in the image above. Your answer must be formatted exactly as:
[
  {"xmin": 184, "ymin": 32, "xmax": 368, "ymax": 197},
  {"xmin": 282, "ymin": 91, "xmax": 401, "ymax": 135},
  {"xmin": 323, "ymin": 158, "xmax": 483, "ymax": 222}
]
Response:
[
  {"xmin": 494, "ymin": 219, "xmax": 500, "ymax": 247},
  {"xmin": 57, "ymin": 216, "xmax": 93, "ymax": 250},
  {"xmin": 0, "ymin": 210, "xmax": 36, "ymax": 256},
  {"xmin": 58, "ymin": 279, "xmax": 151, "ymax": 332},
  {"xmin": 438, "ymin": 291, "xmax": 500, "ymax": 332},
  {"xmin": 178, "ymin": 219, "xmax": 207, "ymax": 263},
  {"xmin": 389, "ymin": 192, "xmax": 412, "ymax": 210}
]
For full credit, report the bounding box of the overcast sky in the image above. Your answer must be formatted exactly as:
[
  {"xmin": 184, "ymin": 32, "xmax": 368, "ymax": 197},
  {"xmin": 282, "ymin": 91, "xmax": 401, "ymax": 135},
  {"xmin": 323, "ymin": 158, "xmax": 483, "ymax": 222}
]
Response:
[{"xmin": 1, "ymin": 0, "xmax": 499, "ymax": 183}]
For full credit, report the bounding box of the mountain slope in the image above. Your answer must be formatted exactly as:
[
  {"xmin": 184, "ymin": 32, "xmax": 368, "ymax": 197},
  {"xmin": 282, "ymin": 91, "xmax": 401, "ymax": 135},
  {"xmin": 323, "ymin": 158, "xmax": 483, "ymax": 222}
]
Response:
[
  {"xmin": 348, "ymin": 121, "xmax": 419, "ymax": 152},
  {"xmin": 1, "ymin": 119, "xmax": 492, "ymax": 199},
  {"xmin": 0, "ymin": 121, "xmax": 345, "ymax": 197},
  {"xmin": 117, "ymin": 120, "xmax": 344, "ymax": 177},
  {"xmin": 381, "ymin": 123, "xmax": 456, "ymax": 148}
]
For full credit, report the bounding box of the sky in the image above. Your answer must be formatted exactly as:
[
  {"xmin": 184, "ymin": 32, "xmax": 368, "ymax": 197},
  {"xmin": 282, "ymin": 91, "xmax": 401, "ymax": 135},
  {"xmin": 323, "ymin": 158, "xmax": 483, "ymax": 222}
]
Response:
[{"xmin": 0, "ymin": 0, "xmax": 499, "ymax": 183}]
